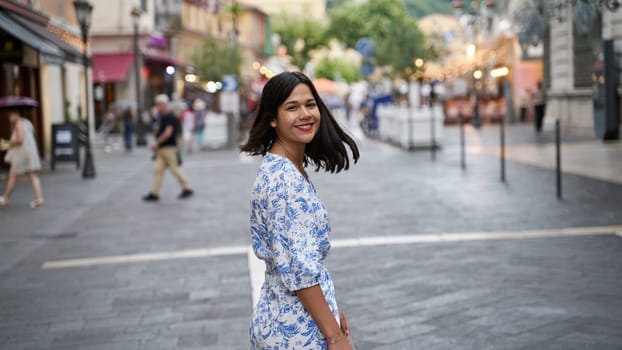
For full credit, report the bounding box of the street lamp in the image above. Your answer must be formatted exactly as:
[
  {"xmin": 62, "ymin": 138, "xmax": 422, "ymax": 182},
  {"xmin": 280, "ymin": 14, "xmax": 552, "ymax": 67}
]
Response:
[
  {"xmin": 73, "ymin": 0, "xmax": 95, "ymax": 179},
  {"xmin": 453, "ymin": 0, "xmax": 496, "ymax": 129},
  {"xmin": 131, "ymin": 7, "xmax": 147, "ymax": 146}
]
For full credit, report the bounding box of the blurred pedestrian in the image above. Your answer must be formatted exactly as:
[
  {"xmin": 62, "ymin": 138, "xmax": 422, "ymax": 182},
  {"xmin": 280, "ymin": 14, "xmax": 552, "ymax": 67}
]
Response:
[
  {"xmin": 121, "ymin": 108, "xmax": 134, "ymax": 152},
  {"xmin": 180, "ymin": 102, "xmax": 195, "ymax": 153},
  {"xmin": 150, "ymin": 105, "xmax": 160, "ymax": 134},
  {"xmin": 143, "ymin": 94, "xmax": 193, "ymax": 202},
  {"xmin": 532, "ymin": 81, "xmax": 546, "ymax": 132},
  {"xmin": 240, "ymin": 71, "xmax": 358, "ymax": 349},
  {"xmin": 0, "ymin": 110, "xmax": 44, "ymax": 208},
  {"xmin": 192, "ymin": 98, "xmax": 206, "ymax": 151},
  {"xmin": 519, "ymin": 88, "xmax": 531, "ymax": 123},
  {"xmin": 344, "ymin": 91, "xmax": 352, "ymax": 122}
]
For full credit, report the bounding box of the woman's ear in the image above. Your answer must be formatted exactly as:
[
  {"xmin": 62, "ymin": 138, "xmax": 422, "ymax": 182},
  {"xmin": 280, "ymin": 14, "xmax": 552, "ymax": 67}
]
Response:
[{"xmin": 269, "ymin": 116, "xmax": 277, "ymax": 128}]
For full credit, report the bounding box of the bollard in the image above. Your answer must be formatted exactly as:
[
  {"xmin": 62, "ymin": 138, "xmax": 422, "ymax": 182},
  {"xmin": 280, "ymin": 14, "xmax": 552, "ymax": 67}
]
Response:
[
  {"xmin": 556, "ymin": 119, "xmax": 562, "ymax": 199},
  {"xmin": 226, "ymin": 112, "xmax": 240, "ymax": 149},
  {"xmin": 500, "ymin": 114, "xmax": 506, "ymax": 182},
  {"xmin": 430, "ymin": 104, "xmax": 436, "ymax": 160},
  {"xmin": 408, "ymin": 104, "xmax": 414, "ymax": 150},
  {"xmin": 460, "ymin": 109, "xmax": 466, "ymax": 169}
]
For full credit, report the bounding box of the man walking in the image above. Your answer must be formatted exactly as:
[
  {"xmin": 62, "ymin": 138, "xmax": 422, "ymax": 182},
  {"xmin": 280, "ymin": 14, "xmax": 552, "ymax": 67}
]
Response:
[{"xmin": 143, "ymin": 94, "xmax": 193, "ymax": 202}]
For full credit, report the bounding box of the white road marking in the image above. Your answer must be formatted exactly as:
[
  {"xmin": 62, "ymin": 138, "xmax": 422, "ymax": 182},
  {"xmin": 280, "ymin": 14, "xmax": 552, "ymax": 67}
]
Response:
[
  {"xmin": 41, "ymin": 246, "xmax": 248, "ymax": 269},
  {"xmin": 42, "ymin": 225, "xmax": 622, "ymax": 309},
  {"xmin": 331, "ymin": 225, "xmax": 622, "ymax": 248},
  {"xmin": 42, "ymin": 225, "xmax": 622, "ymax": 270}
]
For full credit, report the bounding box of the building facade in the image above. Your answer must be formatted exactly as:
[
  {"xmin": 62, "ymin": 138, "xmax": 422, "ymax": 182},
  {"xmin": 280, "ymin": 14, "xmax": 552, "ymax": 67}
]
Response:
[
  {"xmin": 239, "ymin": 0, "xmax": 326, "ymax": 20},
  {"xmin": 89, "ymin": 0, "xmax": 190, "ymax": 123},
  {"xmin": 545, "ymin": 3, "xmax": 621, "ymax": 139},
  {"xmin": 88, "ymin": 0, "xmax": 270, "ymax": 121},
  {"xmin": 178, "ymin": 0, "xmax": 269, "ymax": 85},
  {"xmin": 513, "ymin": 1, "xmax": 621, "ymax": 139},
  {"xmin": 0, "ymin": 0, "xmax": 86, "ymax": 162}
]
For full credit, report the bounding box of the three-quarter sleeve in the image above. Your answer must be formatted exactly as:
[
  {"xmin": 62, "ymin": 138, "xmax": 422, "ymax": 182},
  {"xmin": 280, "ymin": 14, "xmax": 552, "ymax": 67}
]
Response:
[{"xmin": 266, "ymin": 171, "xmax": 322, "ymax": 292}]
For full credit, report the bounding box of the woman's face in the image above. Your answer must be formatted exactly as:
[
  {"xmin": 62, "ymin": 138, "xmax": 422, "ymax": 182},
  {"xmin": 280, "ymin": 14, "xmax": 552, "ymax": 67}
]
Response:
[
  {"xmin": 270, "ymin": 83, "xmax": 320, "ymax": 146},
  {"xmin": 8, "ymin": 111, "xmax": 19, "ymax": 123}
]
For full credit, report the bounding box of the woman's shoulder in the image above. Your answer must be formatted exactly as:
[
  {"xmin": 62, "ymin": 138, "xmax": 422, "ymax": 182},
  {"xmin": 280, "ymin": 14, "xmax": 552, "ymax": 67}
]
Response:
[
  {"xmin": 257, "ymin": 153, "xmax": 301, "ymax": 186},
  {"xmin": 260, "ymin": 153, "xmax": 295, "ymax": 173},
  {"xmin": 14, "ymin": 118, "xmax": 28, "ymax": 130}
]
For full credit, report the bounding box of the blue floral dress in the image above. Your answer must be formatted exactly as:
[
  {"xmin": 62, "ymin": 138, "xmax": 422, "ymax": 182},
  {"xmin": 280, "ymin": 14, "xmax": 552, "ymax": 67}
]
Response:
[{"xmin": 249, "ymin": 153, "xmax": 339, "ymax": 349}]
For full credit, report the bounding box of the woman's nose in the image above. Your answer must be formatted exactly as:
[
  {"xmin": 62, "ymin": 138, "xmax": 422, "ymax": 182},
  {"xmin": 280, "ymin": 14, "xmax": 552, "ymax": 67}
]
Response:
[{"xmin": 300, "ymin": 106, "xmax": 313, "ymax": 118}]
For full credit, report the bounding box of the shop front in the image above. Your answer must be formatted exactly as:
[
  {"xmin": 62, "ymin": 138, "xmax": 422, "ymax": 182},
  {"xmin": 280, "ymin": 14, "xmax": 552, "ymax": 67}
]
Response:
[{"xmin": 0, "ymin": 4, "xmax": 85, "ymax": 168}]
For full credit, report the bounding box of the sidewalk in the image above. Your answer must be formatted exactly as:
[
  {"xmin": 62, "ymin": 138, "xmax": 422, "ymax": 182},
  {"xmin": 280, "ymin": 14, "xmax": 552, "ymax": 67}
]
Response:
[
  {"xmin": 441, "ymin": 122, "xmax": 622, "ymax": 184},
  {"xmin": 475, "ymin": 140, "xmax": 622, "ymax": 184}
]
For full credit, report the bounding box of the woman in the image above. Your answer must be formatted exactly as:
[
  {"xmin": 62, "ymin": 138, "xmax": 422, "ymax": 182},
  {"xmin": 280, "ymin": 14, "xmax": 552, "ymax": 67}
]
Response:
[
  {"xmin": 0, "ymin": 109, "xmax": 44, "ymax": 208},
  {"xmin": 532, "ymin": 81, "xmax": 546, "ymax": 133},
  {"xmin": 240, "ymin": 71, "xmax": 359, "ymax": 349},
  {"xmin": 180, "ymin": 102, "xmax": 195, "ymax": 153}
]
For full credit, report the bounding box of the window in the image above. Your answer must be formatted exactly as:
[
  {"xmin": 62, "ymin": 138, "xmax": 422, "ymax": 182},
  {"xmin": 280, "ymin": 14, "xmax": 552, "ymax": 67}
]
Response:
[{"xmin": 573, "ymin": 15, "xmax": 601, "ymax": 89}]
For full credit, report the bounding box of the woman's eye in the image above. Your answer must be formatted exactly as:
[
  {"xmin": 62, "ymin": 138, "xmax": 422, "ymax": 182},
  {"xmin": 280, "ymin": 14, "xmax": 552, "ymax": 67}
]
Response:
[
  {"xmin": 306, "ymin": 103, "xmax": 317, "ymax": 109},
  {"xmin": 287, "ymin": 106, "xmax": 297, "ymax": 111}
]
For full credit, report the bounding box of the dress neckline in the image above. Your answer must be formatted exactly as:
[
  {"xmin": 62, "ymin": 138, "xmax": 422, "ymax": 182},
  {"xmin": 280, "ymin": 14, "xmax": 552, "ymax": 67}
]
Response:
[{"xmin": 267, "ymin": 152, "xmax": 313, "ymax": 187}]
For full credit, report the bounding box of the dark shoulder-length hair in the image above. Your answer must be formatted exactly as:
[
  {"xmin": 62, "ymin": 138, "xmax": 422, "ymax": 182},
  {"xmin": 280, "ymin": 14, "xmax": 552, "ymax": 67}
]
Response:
[{"xmin": 239, "ymin": 71, "xmax": 359, "ymax": 173}]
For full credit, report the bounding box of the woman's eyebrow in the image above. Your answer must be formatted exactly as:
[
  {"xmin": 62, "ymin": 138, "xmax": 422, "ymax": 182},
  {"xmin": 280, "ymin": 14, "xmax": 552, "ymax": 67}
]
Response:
[{"xmin": 284, "ymin": 98, "xmax": 315, "ymax": 105}]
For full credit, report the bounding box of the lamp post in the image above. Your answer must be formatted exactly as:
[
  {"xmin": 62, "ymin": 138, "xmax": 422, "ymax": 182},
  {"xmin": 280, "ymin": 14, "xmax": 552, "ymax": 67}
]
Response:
[
  {"xmin": 131, "ymin": 7, "xmax": 147, "ymax": 146},
  {"xmin": 453, "ymin": 0, "xmax": 496, "ymax": 129},
  {"xmin": 73, "ymin": 0, "xmax": 95, "ymax": 179}
]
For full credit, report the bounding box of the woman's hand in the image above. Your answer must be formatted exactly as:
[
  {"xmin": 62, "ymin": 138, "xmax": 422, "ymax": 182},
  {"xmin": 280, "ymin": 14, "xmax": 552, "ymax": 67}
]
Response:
[
  {"xmin": 339, "ymin": 310, "xmax": 350, "ymax": 341},
  {"xmin": 0, "ymin": 139, "xmax": 10, "ymax": 151},
  {"xmin": 327, "ymin": 311, "xmax": 352, "ymax": 349},
  {"xmin": 327, "ymin": 335, "xmax": 352, "ymax": 350}
]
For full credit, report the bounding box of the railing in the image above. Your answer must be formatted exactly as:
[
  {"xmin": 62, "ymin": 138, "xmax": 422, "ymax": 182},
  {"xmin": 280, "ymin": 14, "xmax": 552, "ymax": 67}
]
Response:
[{"xmin": 376, "ymin": 104, "xmax": 444, "ymax": 149}]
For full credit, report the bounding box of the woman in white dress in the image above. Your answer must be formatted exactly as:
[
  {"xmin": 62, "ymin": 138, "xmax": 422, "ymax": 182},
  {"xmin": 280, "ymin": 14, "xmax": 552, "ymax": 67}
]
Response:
[
  {"xmin": 180, "ymin": 103, "xmax": 195, "ymax": 153},
  {"xmin": 0, "ymin": 110, "xmax": 44, "ymax": 208}
]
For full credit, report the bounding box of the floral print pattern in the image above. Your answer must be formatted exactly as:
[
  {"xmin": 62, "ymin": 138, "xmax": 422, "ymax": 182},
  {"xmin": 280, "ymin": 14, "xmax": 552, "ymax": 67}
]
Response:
[{"xmin": 249, "ymin": 153, "xmax": 339, "ymax": 349}]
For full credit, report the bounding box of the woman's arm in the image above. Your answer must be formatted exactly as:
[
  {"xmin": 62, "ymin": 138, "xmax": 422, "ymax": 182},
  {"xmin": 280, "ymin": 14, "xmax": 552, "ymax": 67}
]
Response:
[
  {"xmin": 10, "ymin": 121, "xmax": 24, "ymax": 147},
  {"xmin": 297, "ymin": 285, "xmax": 352, "ymax": 349},
  {"xmin": 268, "ymin": 170, "xmax": 353, "ymax": 348}
]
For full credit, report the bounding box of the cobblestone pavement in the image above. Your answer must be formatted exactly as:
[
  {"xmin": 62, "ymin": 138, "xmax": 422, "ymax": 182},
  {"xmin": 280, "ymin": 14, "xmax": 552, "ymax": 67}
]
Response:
[{"xmin": 1, "ymin": 121, "xmax": 621, "ymax": 349}]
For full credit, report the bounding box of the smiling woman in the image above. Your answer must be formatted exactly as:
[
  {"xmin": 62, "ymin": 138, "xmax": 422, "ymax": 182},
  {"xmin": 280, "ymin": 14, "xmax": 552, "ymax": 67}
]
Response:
[
  {"xmin": 240, "ymin": 71, "xmax": 358, "ymax": 173},
  {"xmin": 240, "ymin": 71, "xmax": 359, "ymax": 349}
]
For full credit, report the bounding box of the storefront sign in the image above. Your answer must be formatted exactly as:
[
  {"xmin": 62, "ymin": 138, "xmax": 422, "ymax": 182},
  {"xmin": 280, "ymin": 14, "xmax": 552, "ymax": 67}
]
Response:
[{"xmin": 51, "ymin": 123, "xmax": 80, "ymax": 170}]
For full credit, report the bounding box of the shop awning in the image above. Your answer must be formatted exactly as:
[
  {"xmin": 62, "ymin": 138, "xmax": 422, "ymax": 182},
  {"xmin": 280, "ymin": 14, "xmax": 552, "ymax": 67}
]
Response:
[
  {"xmin": 0, "ymin": 10, "xmax": 64, "ymax": 61},
  {"xmin": 9, "ymin": 12, "xmax": 82, "ymax": 63},
  {"xmin": 92, "ymin": 53, "xmax": 135, "ymax": 83},
  {"xmin": 144, "ymin": 51, "xmax": 190, "ymax": 68}
]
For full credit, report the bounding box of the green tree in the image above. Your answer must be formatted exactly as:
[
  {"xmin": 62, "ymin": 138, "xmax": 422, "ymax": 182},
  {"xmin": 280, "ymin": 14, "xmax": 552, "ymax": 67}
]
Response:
[
  {"xmin": 314, "ymin": 56, "xmax": 361, "ymax": 83},
  {"xmin": 327, "ymin": 0, "xmax": 425, "ymax": 76},
  {"xmin": 403, "ymin": 0, "xmax": 453, "ymax": 18},
  {"xmin": 192, "ymin": 34, "xmax": 241, "ymax": 82},
  {"xmin": 272, "ymin": 14, "xmax": 328, "ymax": 69},
  {"xmin": 327, "ymin": 0, "xmax": 454, "ymax": 18}
]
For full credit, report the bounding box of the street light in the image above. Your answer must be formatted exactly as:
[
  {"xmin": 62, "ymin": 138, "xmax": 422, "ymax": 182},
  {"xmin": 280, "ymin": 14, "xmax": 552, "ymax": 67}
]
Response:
[
  {"xmin": 131, "ymin": 6, "xmax": 147, "ymax": 146},
  {"xmin": 73, "ymin": 0, "xmax": 95, "ymax": 179},
  {"xmin": 453, "ymin": 0, "xmax": 496, "ymax": 129}
]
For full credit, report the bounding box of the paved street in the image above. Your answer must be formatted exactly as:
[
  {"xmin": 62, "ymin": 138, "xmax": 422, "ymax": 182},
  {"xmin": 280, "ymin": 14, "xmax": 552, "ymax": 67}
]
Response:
[{"xmin": 1, "ymin": 120, "xmax": 622, "ymax": 349}]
